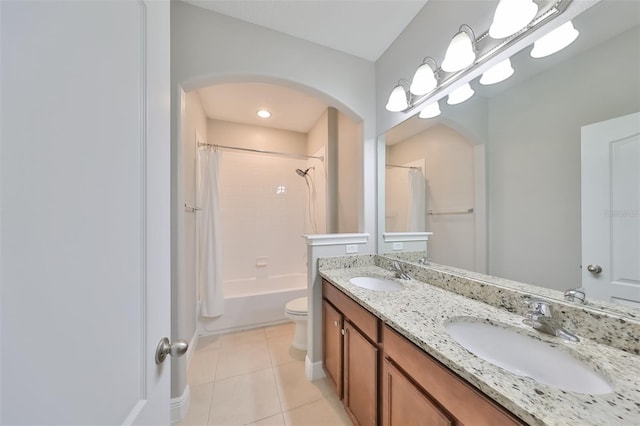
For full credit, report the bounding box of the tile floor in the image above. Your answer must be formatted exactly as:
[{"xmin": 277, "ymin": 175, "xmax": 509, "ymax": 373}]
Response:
[{"xmin": 178, "ymin": 322, "xmax": 352, "ymax": 426}]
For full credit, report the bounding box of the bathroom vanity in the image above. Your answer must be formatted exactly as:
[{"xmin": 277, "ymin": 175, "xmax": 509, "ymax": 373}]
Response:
[{"xmin": 319, "ymin": 255, "xmax": 640, "ymax": 426}]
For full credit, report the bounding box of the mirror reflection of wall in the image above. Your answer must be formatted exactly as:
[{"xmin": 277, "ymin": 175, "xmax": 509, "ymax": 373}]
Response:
[
  {"xmin": 386, "ymin": 124, "xmax": 477, "ymax": 271},
  {"xmin": 382, "ymin": 1, "xmax": 640, "ymax": 298}
]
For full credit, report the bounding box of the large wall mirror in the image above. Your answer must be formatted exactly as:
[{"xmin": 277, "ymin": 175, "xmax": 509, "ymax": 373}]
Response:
[{"xmin": 379, "ymin": 0, "xmax": 640, "ymax": 312}]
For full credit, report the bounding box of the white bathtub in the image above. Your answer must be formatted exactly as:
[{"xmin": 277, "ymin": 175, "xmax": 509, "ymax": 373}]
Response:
[{"xmin": 198, "ymin": 273, "xmax": 307, "ymax": 335}]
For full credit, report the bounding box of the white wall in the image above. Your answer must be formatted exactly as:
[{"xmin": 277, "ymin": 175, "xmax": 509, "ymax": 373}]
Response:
[
  {"xmin": 487, "ymin": 26, "xmax": 640, "ymax": 290},
  {"xmin": 387, "ymin": 124, "xmax": 476, "ymax": 270},
  {"xmin": 172, "ymin": 90, "xmax": 208, "ymax": 398},
  {"xmin": 171, "ymin": 1, "xmax": 376, "ymax": 399},
  {"xmin": 338, "ymin": 111, "xmax": 362, "ymax": 232},
  {"xmin": 307, "ymin": 111, "xmax": 329, "ymax": 234}
]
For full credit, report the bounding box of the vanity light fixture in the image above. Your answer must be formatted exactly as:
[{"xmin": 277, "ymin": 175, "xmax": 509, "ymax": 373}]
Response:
[
  {"xmin": 441, "ymin": 25, "xmax": 477, "ymax": 73},
  {"xmin": 257, "ymin": 109, "xmax": 271, "ymax": 118},
  {"xmin": 530, "ymin": 20, "xmax": 579, "ymax": 58},
  {"xmin": 410, "ymin": 57, "xmax": 439, "ymax": 96},
  {"xmin": 385, "ymin": 80, "xmax": 410, "ymax": 112},
  {"xmin": 489, "ymin": 0, "xmax": 539, "ymax": 39},
  {"xmin": 418, "ymin": 101, "xmax": 441, "ymax": 119},
  {"xmin": 384, "ymin": 0, "xmax": 573, "ymax": 114},
  {"xmin": 479, "ymin": 58, "xmax": 514, "ymax": 85},
  {"xmin": 447, "ymin": 83, "xmax": 474, "ymax": 105}
]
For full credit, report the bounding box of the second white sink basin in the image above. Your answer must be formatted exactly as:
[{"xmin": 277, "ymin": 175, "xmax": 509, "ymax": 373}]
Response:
[
  {"xmin": 349, "ymin": 276, "xmax": 404, "ymax": 292},
  {"xmin": 445, "ymin": 320, "xmax": 613, "ymax": 395}
]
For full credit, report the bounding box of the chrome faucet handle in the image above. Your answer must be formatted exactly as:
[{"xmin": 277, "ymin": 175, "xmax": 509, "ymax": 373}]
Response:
[
  {"xmin": 564, "ymin": 288, "xmax": 586, "ymax": 304},
  {"xmin": 391, "ymin": 260, "xmax": 411, "ymax": 280},
  {"xmin": 525, "ymin": 299, "xmax": 552, "ymax": 317}
]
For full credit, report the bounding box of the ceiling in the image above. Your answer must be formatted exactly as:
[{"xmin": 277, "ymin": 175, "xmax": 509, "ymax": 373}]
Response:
[
  {"xmin": 182, "ymin": 0, "xmax": 427, "ymax": 62},
  {"xmin": 197, "ymin": 83, "xmax": 330, "ymax": 133}
]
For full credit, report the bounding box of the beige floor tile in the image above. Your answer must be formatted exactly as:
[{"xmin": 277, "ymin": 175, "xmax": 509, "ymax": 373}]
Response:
[
  {"xmin": 273, "ymin": 362, "xmax": 333, "ymax": 411},
  {"xmin": 282, "ymin": 398, "xmax": 352, "ymax": 426},
  {"xmin": 178, "ymin": 382, "xmax": 213, "ymax": 426},
  {"xmin": 188, "ymin": 349, "xmax": 219, "ymax": 386},
  {"xmin": 197, "ymin": 334, "xmax": 223, "ymax": 352},
  {"xmin": 264, "ymin": 322, "xmax": 295, "ymax": 340},
  {"xmin": 267, "ymin": 335, "xmax": 306, "ymax": 367},
  {"xmin": 245, "ymin": 413, "xmax": 285, "ymax": 426},
  {"xmin": 215, "ymin": 341, "xmax": 273, "ymax": 380},
  {"xmin": 220, "ymin": 328, "xmax": 266, "ymax": 347},
  {"xmin": 208, "ymin": 369, "xmax": 281, "ymax": 426}
]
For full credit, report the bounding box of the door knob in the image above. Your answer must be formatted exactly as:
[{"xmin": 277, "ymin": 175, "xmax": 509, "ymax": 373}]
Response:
[
  {"xmin": 587, "ymin": 264, "xmax": 602, "ymax": 274},
  {"xmin": 155, "ymin": 337, "xmax": 189, "ymax": 364}
]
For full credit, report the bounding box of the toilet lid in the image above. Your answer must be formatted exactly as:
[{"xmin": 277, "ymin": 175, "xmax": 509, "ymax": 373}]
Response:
[{"xmin": 285, "ymin": 297, "xmax": 308, "ymax": 314}]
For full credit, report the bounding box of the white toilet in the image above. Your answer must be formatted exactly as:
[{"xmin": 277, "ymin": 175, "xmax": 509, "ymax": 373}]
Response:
[{"xmin": 284, "ymin": 297, "xmax": 308, "ymax": 351}]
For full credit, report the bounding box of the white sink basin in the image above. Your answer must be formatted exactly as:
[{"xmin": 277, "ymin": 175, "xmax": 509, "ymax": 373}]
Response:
[
  {"xmin": 349, "ymin": 276, "xmax": 404, "ymax": 292},
  {"xmin": 445, "ymin": 320, "xmax": 613, "ymax": 395}
]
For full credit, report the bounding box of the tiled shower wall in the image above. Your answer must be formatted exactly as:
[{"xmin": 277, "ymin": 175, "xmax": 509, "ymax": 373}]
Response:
[{"xmin": 219, "ymin": 151, "xmax": 319, "ymax": 282}]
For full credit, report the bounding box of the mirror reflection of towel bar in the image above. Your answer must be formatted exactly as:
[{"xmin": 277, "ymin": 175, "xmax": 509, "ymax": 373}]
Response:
[
  {"xmin": 428, "ymin": 208, "xmax": 474, "ymax": 215},
  {"xmin": 185, "ymin": 203, "xmax": 201, "ymax": 213}
]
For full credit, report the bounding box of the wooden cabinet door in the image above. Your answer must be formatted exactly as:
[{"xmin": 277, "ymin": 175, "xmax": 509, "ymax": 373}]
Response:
[
  {"xmin": 382, "ymin": 359, "xmax": 453, "ymax": 426},
  {"xmin": 323, "ymin": 300, "xmax": 343, "ymax": 398},
  {"xmin": 344, "ymin": 320, "xmax": 378, "ymax": 426}
]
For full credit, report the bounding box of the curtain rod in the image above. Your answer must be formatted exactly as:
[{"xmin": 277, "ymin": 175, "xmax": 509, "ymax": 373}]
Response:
[
  {"xmin": 198, "ymin": 142, "xmax": 324, "ymax": 161},
  {"xmin": 386, "ymin": 164, "xmax": 421, "ymax": 170}
]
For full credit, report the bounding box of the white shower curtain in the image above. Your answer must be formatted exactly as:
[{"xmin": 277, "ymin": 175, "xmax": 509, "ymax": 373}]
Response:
[
  {"xmin": 407, "ymin": 168, "xmax": 426, "ymax": 232},
  {"xmin": 198, "ymin": 148, "xmax": 224, "ymax": 317}
]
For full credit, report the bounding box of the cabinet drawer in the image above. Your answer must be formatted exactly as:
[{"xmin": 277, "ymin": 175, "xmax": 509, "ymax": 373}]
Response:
[
  {"xmin": 383, "ymin": 325, "xmax": 523, "ymax": 426},
  {"xmin": 323, "ymin": 280, "xmax": 378, "ymax": 342}
]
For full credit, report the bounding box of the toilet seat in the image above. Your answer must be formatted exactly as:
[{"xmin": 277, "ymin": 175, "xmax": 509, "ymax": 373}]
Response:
[{"xmin": 285, "ymin": 297, "xmax": 307, "ymax": 315}]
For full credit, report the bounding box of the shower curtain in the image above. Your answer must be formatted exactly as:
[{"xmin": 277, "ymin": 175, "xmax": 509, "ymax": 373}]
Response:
[
  {"xmin": 407, "ymin": 168, "xmax": 426, "ymax": 232},
  {"xmin": 198, "ymin": 148, "xmax": 224, "ymax": 317}
]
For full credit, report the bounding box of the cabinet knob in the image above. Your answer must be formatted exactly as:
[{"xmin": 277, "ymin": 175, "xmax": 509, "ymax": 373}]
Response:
[
  {"xmin": 341, "ymin": 329, "xmax": 345, "ymax": 336},
  {"xmin": 334, "ymin": 320, "xmax": 339, "ymax": 327}
]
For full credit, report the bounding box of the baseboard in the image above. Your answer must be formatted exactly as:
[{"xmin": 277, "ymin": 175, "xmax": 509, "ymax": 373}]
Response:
[
  {"xmin": 170, "ymin": 384, "xmax": 190, "ymax": 423},
  {"xmin": 305, "ymin": 355, "xmax": 326, "ymax": 381},
  {"xmin": 198, "ymin": 319, "xmax": 290, "ymax": 338},
  {"xmin": 187, "ymin": 329, "xmax": 199, "ymax": 366}
]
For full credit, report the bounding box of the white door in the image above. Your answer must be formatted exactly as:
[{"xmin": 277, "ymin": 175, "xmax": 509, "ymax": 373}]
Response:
[
  {"xmin": 581, "ymin": 112, "xmax": 640, "ymax": 307},
  {"xmin": 1, "ymin": 1, "xmax": 172, "ymax": 424}
]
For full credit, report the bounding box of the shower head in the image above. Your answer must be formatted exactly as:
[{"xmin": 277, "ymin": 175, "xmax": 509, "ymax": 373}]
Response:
[{"xmin": 296, "ymin": 167, "xmax": 312, "ymax": 177}]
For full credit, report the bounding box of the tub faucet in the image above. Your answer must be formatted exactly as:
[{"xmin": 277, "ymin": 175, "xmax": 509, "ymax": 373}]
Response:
[
  {"xmin": 391, "ymin": 261, "xmax": 411, "ymax": 280},
  {"xmin": 523, "ymin": 299, "xmax": 579, "ymax": 342}
]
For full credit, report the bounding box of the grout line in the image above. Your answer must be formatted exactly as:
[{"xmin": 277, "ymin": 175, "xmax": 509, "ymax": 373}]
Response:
[{"xmin": 205, "ymin": 380, "xmax": 214, "ymax": 426}]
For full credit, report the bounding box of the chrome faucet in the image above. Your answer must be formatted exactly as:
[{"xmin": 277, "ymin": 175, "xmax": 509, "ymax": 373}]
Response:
[
  {"xmin": 391, "ymin": 261, "xmax": 411, "ymax": 280},
  {"xmin": 523, "ymin": 299, "xmax": 579, "ymax": 342}
]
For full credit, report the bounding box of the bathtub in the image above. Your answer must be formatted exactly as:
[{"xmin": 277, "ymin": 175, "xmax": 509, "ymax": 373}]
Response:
[{"xmin": 198, "ymin": 273, "xmax": 307, "ymax": 335}]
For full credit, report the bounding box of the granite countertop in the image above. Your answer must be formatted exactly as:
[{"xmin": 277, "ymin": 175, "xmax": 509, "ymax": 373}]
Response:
[{"xmin": 319, "ymin": 263, "xmax": 640, "ymax": 426}]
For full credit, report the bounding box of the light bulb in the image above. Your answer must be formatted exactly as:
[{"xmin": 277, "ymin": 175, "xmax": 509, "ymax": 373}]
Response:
[
  {"xmin": 410, "ymin": 62, "xmax": 438, "ymax": 96},
  {"xmin": 489, "ymin": 0, "xmax": 538, "ymax": 39},
  {"xmin": 447, "ymin": 83, "xmax": 474, "ymax": 105},
  {"xmin": 441, "ymin": 29, "xmax": 476, "ymax": 72},
  {"xmin": 480, "ymin": 59, "xmax": 514, "ymax": 85},
  {"xmin": 418, "ymin": 102, "xmax": 441, "ymax": 119},
  {"xmin": 531, "ymin": 21, "xmax": 579, "ymax": 58},
  {"xmin": 385, "ymin": 84, "xmax": 409, "ymax": 112}
]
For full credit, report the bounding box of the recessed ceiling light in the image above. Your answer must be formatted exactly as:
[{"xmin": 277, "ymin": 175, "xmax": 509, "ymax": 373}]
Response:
[{"xmin": 257, "ymin": 109, "xmax": 271, "ymax": 118}]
